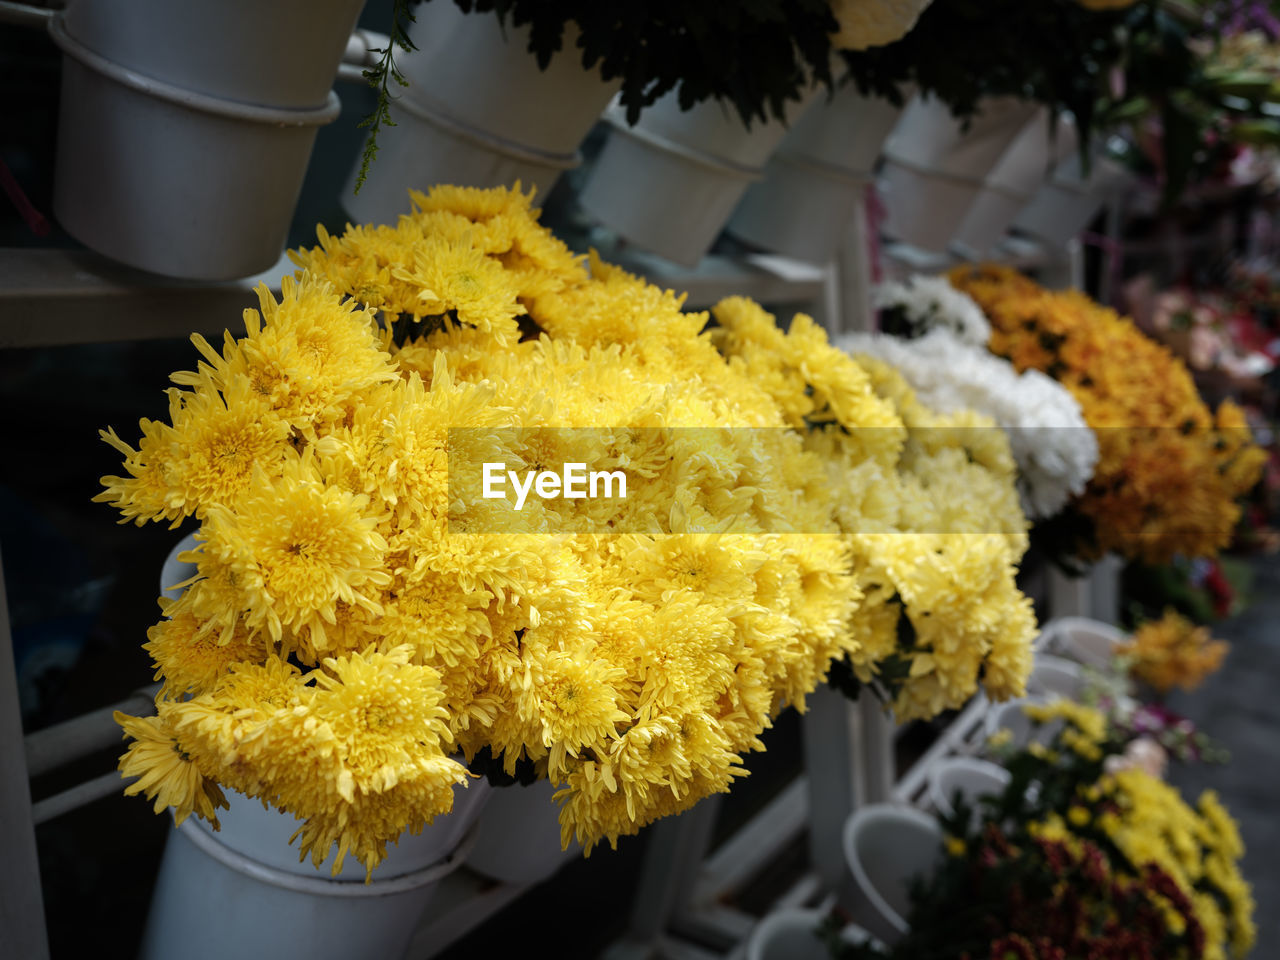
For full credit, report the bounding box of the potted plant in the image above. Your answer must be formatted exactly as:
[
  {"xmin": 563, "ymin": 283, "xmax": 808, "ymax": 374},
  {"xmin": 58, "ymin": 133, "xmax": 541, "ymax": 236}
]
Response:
[
  {"xmin": 828, "ymin": 701, "xmax": 1256, "ymax": 960},
  {"xmin": 98, "ymin": 183, "xmax": 934, "ymax": 950}
]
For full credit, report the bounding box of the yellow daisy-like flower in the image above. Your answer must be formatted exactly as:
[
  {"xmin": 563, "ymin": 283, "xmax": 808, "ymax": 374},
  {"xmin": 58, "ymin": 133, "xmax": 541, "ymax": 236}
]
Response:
[
  {"xmin": 309, "ymin": 645, "xmax": 458, "ymax": 796},
  {"xmin": 394, "ymin": 235, "xmax": 526, "ymax": 342},
  {"xmin": 94, "ymin": 421, "xmax": 183, "ymax": 528},
  {"xmin": 115, "ymin": 707, "xmax": 227, "ymax": 827},
  {"xmin": 521, "ymin": 646, "xmax": 630, "ymax": 780},
  {"xmin": 102, "ymin": 184, "xmax": 1049, "ymax": 872},
  {"xmin": 159, "ymin": 379, "xmax": 292, "ymax": 518},
  {"xmin": 174, "ymin": 275, "xmax": 396, "ymax": 433},
  {"xmin": 144, "ymin": 606, "xmax": 267, "ymax": 698},
  {"xmin": 200, "ymin": 457, "xmax": 390, "ymax": 648},
  {"xmin": 409, "ymin": 182, "xmax": 536, "ymax": 222}
]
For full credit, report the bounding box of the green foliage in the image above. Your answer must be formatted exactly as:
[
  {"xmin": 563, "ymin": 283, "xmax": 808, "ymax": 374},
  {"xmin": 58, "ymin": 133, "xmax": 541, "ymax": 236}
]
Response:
[
  {"xmin": 353, "ymin": 0, "xmax": 419, "ymax": 195},
  {"xmin": 840, "ymin": 0, "xmax": 1138, "ymax": 145},
  {"xmin": 827, "ymin": 598, "xmax": 916, "ymax": 705},
  {"xmin": 450, "ymin": 0, "xmax": 841, "ymax": 126}
]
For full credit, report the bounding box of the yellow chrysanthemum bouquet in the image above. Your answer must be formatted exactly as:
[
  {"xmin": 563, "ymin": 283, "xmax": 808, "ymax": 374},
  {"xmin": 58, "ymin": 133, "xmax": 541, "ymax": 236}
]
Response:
[
  {"xmin": 949, "ymin": 264, "xmax": 1267, "ymax": 567},
  {"xmin": 100, "ymin": 185, "xmax": 1036, "ymax": 877},
  {"xmin": 1119, "ymin": 609, "xmax": 1230, "ymax": 696},
  {"xmin": 880, "ymin": 701, "xmax": 1257, "ymax": 960},
  {"xmin": 1015, "ymin": 704, "xmax": 1256, "ymax": 960},
  {"xmin": 709, "ymin": 298, "xmax": 1036, "ymax": 722}
]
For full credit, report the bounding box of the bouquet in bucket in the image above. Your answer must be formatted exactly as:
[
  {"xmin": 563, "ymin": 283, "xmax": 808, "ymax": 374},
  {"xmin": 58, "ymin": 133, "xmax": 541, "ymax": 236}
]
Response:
[
  {"xmin": 99, "ymin": 184, "xmax": 1038, "ymax": 877},
  {"xmin": 949, "ymin": 265, "xmax": 1267, "ymax": 569},
  {"xmin": 827, "ymin": 701, "xmax": 1255, "ymax": 960}
]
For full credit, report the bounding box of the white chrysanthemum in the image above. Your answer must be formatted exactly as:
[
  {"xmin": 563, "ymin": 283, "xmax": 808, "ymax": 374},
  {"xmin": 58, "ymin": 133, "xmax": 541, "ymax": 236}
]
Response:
[
  {"xmin": 839, "ymin": 329, "xmax": 1099, "ymax": 519},
  {"xmin": 873, "ymin": 275, "xmax": 992, "ymax": 346},
  {"xmin": 829, "ymin": 0, "xmax": 936, "ymax": 51}
]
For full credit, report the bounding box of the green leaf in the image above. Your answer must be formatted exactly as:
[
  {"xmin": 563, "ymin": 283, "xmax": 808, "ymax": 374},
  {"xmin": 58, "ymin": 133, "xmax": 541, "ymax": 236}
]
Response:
[
  {"xmin": 352, "ymin": 0, "xmax": 420, "ymax": 196},
  {"xmin": 1231, "ymin": 118, "xmax": 1280, "ymax": 147}
]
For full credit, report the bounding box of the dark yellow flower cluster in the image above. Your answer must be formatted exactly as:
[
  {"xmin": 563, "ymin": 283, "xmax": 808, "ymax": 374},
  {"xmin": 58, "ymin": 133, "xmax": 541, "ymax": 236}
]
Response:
[
  {"xmin": 1021, "ymin": 703, "xmax": 1255, "ymax": 960},
  {"xmin": 1119, "ymin": 609, "xmax": 1230, "ymax": 695},
  {"xmin": 949, "ymin": 265, "xmax": 1267, "ymax": 564}
]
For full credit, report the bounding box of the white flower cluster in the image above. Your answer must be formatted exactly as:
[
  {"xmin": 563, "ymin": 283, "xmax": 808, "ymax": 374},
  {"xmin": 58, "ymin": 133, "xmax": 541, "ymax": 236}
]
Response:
[
  {"xmin": 840, "ymin": 329, "xmax": 1099, "ymax": 519},
  {"xmin": 873, "ymin": 275, "xmax": 992, "ymax": 346}
]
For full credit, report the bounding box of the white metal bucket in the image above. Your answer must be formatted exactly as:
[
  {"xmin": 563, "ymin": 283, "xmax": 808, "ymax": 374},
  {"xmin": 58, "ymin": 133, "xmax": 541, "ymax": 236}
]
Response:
[
  {"xmin": 878, "ymin": 160, "xmax": 984, "ymax": 254},
  {"xmin": 344, "ymin": 4, "xmax": 619, "ymax": 222},
  {"xmin": 952, "ymin": 110, "xmax": 1069, "ymax": 258},
  {"xmin": 464, "ymin": 777, "xmax": 581, "ymax": 886},
  {"xmin": 984, "ymin": 696, "xmax": 1063, "ymax": 750},
  {"xmin": 578, "ymin": 116, "xmax": 764, "ymax": 267},
  {"xmin": 138, "ymin": 810, "xmax": 476, "ymax": 960},
  {"xmin": 747, "ymin": 907, "xmax": 881, "ymax": 960},
  {"xmin": 926, "ymin": 756, "xmax": 1011, "ymax": 821},
  {"xmin": 160, "ymin": 534, "xmax": 200, "ymax": 603},
  {"xmin": 50, "ymin": 17, "xmax": 337, "ymax": 280},
  {"xmin": 192, "ymin": 782, "xmax": 491, "ymax": 880},
  {"xmin": 60, "ymin": 0, "xmax": 364, "ymax": 109},
  {"xmin": 1013, "ymin": 150, "xmax": 1133, "ymax": 247},
  {"xmin": 841, "ymin": 804, "xmax": 942, "ymax": 944},
  {"xmin": 1027, "ymin": 653, "xmax": 1086, "ymax": 701},
  {"xmin": 728, "ymin": 87, "xmax": 905, "ymax": 263},
  {"xmin": 397, "ymin": 4, "xmax": 619, "ymax": 157},
  {"xmin": 579, "ymin": 82, "xmax": 828, "ymax": 266},
  {"xmin": 342, "ymin": 95, "xmax": 581, "ymax": 226},
  {"xmin": 880, "ymin": 96, "xmax": 1037, "ymax": 253},
  {"xmin": 1040, "ymin": 616, "xmax": 1126, "ymax": 669}
]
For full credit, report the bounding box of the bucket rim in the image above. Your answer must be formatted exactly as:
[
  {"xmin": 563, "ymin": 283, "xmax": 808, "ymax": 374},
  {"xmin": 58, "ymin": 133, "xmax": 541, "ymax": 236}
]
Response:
[
  {"xmin": 173, "ymin": 810, "xmax": 477, "ymax": 896},
  {"xmin": 390, "ymin": 95, "xmax": 582, "ymax": 171},
  {"xmin": 49, "ymin": 16, "xmax": 341, "ymax": 127},
  {"xmin": 602, "ymin": 113, "xmax": 764, "ymax": 182}
]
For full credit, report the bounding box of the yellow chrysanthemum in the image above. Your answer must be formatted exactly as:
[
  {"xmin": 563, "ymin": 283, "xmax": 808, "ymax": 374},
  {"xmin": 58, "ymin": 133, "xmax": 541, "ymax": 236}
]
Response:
[
  {"xmin": 1119, "ymin": 609, "xmax": 1229, "ymax": 695},
  {"xmin": 200, "ymin": 457, "xmax": 389, "ymax": 648},
  {"xmin": 950, "ymin": 264, "xmax": 1266, "ymax": 563},
  {"xmin": 144, "ymin": 605, "xmax": 267, "ymax": 698},
  {"xmin": 173, "ymin": 275, "xmax": 396, "ymax": 433},
  {"xmin": 102, "ymin": 184, "xmax": 1047, "ymax": 871},
  {"xmin": 115, "ymin": 707, "xmax": 227, "ymax": 827}
]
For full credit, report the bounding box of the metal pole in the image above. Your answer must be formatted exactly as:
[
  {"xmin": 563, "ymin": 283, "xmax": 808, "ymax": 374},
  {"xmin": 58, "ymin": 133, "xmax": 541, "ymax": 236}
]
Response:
[
  {"xmin": 24, "ymin": 685, "xmax": 158, "ymax": 779},
  {"xmin": 836, "ymin": 192, "xmax": 876, "ymax": 335},
  {"xmin": 856, "ymin": 697, "xmax": 895, "ymax": 804},
  {"xmin": 0, "ymin": 546, "xmax": 52, "ymax": 960},
  {"xmin": 1088, "ymin": 554, "xmax": 1124, "ymax": 625},
  {"xmin": 609, "ymin": 794, "xmax": 722, "ymax": 954},
  {"xmin": 799, "ymin": 686, "xmax": 862, "ymax": 890},
  {"xmin": 1048, "ymin": 564, "xmax": 1090, "ymax": 619}
]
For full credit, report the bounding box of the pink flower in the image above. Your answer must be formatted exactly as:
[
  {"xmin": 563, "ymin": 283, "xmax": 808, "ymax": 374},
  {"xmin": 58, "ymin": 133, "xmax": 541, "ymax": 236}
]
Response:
[{"xmin": 1104, "ymin": 737, "xmax": 1169, "ymax": 779}]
